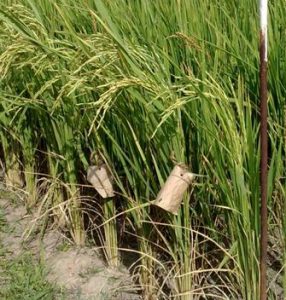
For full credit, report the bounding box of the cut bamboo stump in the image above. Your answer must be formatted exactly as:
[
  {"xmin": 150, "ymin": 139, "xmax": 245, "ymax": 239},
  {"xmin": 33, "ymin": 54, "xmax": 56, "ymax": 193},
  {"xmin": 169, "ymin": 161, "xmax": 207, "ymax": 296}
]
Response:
[
  {"xmin": 87, "ymin": 164, "xmax": 115, "ymax": 198},
  {"xmin": 154, "ymin": 165, "xmax": 194, "ymax": 215},
  {"xmin": 87, "ymin": 163, "xmax": 118, "ymax": 267}
]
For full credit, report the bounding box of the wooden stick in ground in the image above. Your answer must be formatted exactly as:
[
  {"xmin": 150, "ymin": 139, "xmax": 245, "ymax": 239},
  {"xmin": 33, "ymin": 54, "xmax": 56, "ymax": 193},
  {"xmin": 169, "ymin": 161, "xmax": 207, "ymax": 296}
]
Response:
[{"xmin": 259, "ymin": 0, "xmax": 268, "ymax": 299}]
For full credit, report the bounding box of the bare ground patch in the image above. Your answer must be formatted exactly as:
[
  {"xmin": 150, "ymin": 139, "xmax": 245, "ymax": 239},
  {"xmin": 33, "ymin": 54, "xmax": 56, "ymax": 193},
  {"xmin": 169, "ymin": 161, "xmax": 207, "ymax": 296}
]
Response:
[{"xmin": 0, "ymin": 190, "xmax": 141, "ymax": 300}]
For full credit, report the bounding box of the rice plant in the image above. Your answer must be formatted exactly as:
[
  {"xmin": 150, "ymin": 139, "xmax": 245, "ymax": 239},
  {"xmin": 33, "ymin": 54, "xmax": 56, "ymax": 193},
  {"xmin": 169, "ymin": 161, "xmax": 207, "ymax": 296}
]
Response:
[{"xmin": 0, "ymin": 0, "xmax": 285, "ymax": 298}]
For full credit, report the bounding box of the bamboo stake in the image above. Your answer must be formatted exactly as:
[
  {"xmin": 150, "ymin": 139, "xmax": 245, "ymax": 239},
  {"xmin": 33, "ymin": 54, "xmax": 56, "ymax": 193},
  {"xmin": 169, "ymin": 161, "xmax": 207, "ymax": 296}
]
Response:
[
  {"xmin": 154, "ymin": 165, "xmax": 194, "ymax": 215},
  {"xmin": 259, "ymin": 1, "xmax": 268, "ymax": 299}
]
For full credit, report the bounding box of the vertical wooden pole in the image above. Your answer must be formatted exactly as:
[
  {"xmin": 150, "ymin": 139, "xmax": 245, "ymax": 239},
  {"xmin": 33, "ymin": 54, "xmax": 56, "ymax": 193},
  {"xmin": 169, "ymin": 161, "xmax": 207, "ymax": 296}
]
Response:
[{"xmin": 259, "ymin": 1, "xmax": 268, "ymax": 299}]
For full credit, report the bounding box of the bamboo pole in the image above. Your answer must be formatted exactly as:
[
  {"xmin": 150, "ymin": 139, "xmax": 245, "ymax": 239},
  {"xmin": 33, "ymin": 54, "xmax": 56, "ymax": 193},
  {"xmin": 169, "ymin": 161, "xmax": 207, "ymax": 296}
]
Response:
[{"xmin": 259, "ymin": 1, "xmax": 268, "ymax": 299}]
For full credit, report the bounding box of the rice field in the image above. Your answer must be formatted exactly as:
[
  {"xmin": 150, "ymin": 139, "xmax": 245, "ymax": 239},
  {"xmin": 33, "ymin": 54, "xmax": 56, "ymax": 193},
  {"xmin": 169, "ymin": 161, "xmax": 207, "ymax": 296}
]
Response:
[{"xmin": 0, "ymin": 0, "xmax": 285, "ymax": 299}]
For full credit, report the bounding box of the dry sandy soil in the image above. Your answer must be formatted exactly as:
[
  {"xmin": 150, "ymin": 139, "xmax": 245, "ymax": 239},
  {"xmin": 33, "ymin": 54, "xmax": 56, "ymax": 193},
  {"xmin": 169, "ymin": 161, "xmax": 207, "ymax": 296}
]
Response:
[{"xmin": 0, "ymin": 191, "xmax": 141, "ymax": 300}]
